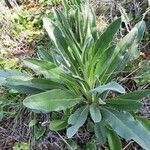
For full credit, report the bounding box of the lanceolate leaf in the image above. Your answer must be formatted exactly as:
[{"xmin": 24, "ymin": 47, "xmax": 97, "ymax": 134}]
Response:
[
  {"xmin": 100, "ymin": 20, "xmax": 145, "ymax": 83},
  {"xmin": 90, "ymin": 81, "xmax": 125, "ymax": 94},
  {"xmin": 23, "ymin": 58, "xmax": 80, "ymax": 88},
  {"xmin": 93, "ymin": 18, "xmax": 121, "ymax": 56},
  {"xmin": 88, "ymin": 18, "xmax": 121, "ymax": 80},
  {"xmin": 129, "ymin": 20, "xmax": 146, "ymax": 60},
  {"xmin": 43, "ymin": 17, "xmax": 81, "ymax": 73},
  {"xmin": 106, "ymin": 127, "xmax": 122, "ymax": 150},
  {"xmin": 89, "ymin": 103, "xmax": 102, "ymax": 123},
  {"xmin": 94, "ymin": 121, "xmax": 106, "ymax": 144},
  {"xmin": 6, "ymin": 77, "xmax": 65, "ymax": 90},
  {"xmin": 68, "ymin": 106, "xmax": 89, "ymax": 126},
  {"xmin": 102, "ymin": 108, "xmax": 150, "ymax": 150},
  {"xmin": 4, "ymin": 77, "xmax": 65, "ymax": 94},
  {"xmin": 106, "ymin": 99, "xmax": 142, "ymax": 111},
  {"xmin": 0, "ymin": 70, "xmax": 27, "ymax": 86},
  {"xmin": 100, "ymin": 27, "xmax": 138, "ymax": 83},
  {"xmin": 23, "ymin": 58, "xmax": 59, "ymax": 79},
  {"xmin": 67, "ymin": 106, "xmax": 89, "ymax": 138},
  {"xmin": 6, "ymin": 85, "xmax": 42, "ymax": 94},
  {"xmin": 115, "ymin": 89, "xmax": 150, "ymax": 100},
  {"xmin": 106, "ymin": 90, "xmax": 150, "ymax": 111},
  {"xmin": 23, "ymin": 89, "xmax": 82, "ymax": 113}
]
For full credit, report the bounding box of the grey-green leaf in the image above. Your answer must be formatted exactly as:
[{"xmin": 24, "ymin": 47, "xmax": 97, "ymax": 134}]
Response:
[
  {"xmin": 90, "ymin": 104, "xmax": 102, "ymax": 123},
  {"xmin": 94, "ymin": 121, "xmax": 106, "ymax": 145},
  {"xmin": 5, "ymin": 77, "xmax": 65, "ymax": 94},
  {"xmin": 67, "ymin": 106, "xmax": 89, "ymax": 138},
  {"xmin": 23, "ymin": 89, "xmax": 81, "ymax": 113},
  {"xmin": 102, "ymin": 108, "xmax": 150, "ymax": 150},
  {"xmin": 90, "ymin": 81, "xmax": 125, "ymax": 94}
]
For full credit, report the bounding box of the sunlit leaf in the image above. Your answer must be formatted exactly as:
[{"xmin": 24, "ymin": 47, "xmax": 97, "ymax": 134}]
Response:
[
  {"xmin": 90, "ymin": 81, "xmax": 125, "ymax": 94},
  {"xmin": 23, "ymin": 89, "xmax": 82, "ymax": 112}
]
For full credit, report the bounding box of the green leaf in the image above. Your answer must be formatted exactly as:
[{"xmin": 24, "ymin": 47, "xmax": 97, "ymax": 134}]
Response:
[
  {"xmin": 67, "ymin": 139, "xmax": 78, "ymax": 150},
  {"xmin": 94, "ymin": 18, "xmax": 121, "ymax": 56},
  {"xmin": 74, "ymin": 0, "xmax": 81, "ymax": 6},
  {"xmin": 5, "ymin": 77, "xmax": 45, "ymax": 94},
  {"xmin": 23, "ymin": 58, "xmax": 58, "ymax": 79},
  {"xmin": 90, "ymin": 104, "xmax": 101, "ymax": 123},
  {"xmin": 134, "ymin": 60, "xmax": 150, "ymax": 85},
  {"xmin": 5, "ymin": 77, "xmax": 64, "ymax": 94},
  {"xmin": 106, "ymin": 99, "xmax": 142, "ymax": 111},
  {"xmin": 49, "ymin": 119, "xmax": 68, "ymax": 131},
  {"xmin": 100, "ymin": 26, "xmax": 138, "ymax": 83},
  {"xmin": 67, "ymin": 106, "xmax": 89, "ymax": 138},
  {"xmin": 23, "ymin": 59, "xmax": 78, "ymax": 88},
  {"xmin": 88, "ymin": 18, "xmax": 121, "ymax": 82},
  {"xmin": 29, "ymin": 119, "xmax": 37, "ymax": 127},
  {"xmin": 102, "ymin": 108, "xmax": 150, "ymax": 150},
  {"xmin": 34, "ymin": 127, "xmax": 46, "ymax": 140},
  {"xmin": 90, "ymin": 81, "xmax": 125, "ymax": 94},
  {"xmin": 107, "ymin": 127, "xmax": 122, "ymax": 150},
  {"xmin": 62, "ymin": 0, "xmax": 69, "ymax": 12},
  {"xmin": 86, "ymin": 142, "xmax": 97, "ymax": 150},
  {"xmin": 116, "ymin": 89, "xmax": 150, "ymax": 100},
  {"xmin": 100, "ymin": 20, "xmax": 146, "ymax": 83},
  {"xmin": 136, "ymin": 117, "xmax": 150, "ymax": 132},
  {"xmin": 0, "ymin": 107, "xmax": 3, "ymax": 121},
  {"xmin": 43, "ymin": 17, "xmax": 80, "ymax": 73},
  {"xmin": 94, "ymin": 46, "xmax": 116, "ymax": 78},
  {"xmin": 129, "ymin": 20, "xmax": 146, "ymax": 60},
  {"xmin": 94, "ymin": 121, "xmax": 106, "ymax": 144},
  {"xmin": 37, "ymin": 46, "xmax": 54, "ymax": 62},
  {"xmin": 6, "ymin": 84, "xmax": 42, "ymax": 94},
  {"xmin": 23, "ymin": 89, "xmax": 81, "ymax": 113}
]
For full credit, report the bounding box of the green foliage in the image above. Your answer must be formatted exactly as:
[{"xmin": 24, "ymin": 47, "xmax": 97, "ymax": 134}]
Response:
[
  {"xmin": 13, "ymin": 142, "xmax": 29, "ymax": 150},
  {"xmin": 0, "ymin": 92, "xmax": 21, "ymax": 121},
  {"xmin": 11, "ymin": 7, "xmax": 51, "ymax": 36},
  {"xmin": 106, "ymin": 126, "xmax": 122, "ymax": 150},
  {"xmin": 102, "ymin": 108, "xmax": 150, "ymax": 149},
  {"xmin": 134, "ymin": 60, "xmax": 150, "ymax": 85},
  {"xmin": 86, "ymin": 142, "xmax": 97, "ymax": 150},
  {"xmin": 24, "ymin": 89, "xmax": 82, "ymax": 112},
  {"xmin": 49, "ymin": 118, "xmax": 68, "ymax": 131},
  {"xmin": 0, "ymin": 2, "xmax": 150, "ymax": 149},
  {"xmin": 94, "ymin": 121, "xmax": 106, "ymax": 144}
]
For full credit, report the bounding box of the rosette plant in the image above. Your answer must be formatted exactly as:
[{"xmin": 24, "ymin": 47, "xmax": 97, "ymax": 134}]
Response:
[{"xmin": 1, "ymin": 2, "xmax": 150, "ymax": 149}]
